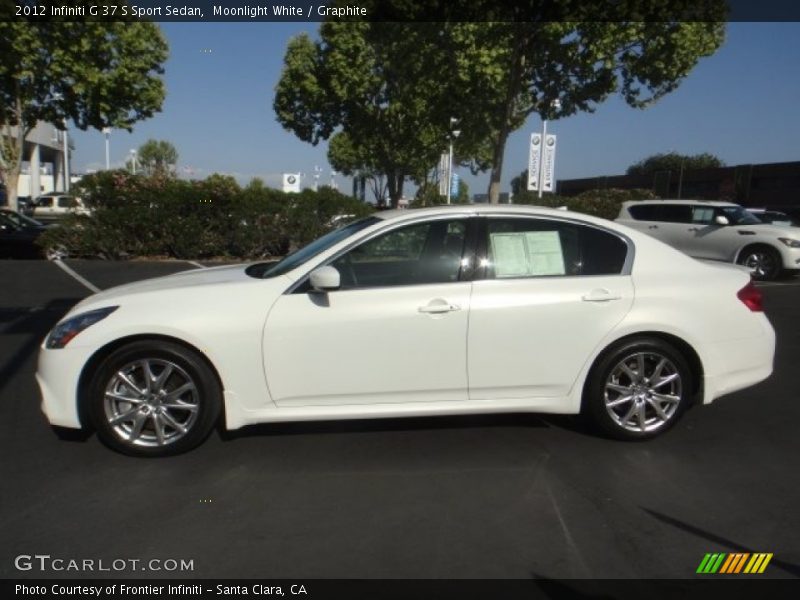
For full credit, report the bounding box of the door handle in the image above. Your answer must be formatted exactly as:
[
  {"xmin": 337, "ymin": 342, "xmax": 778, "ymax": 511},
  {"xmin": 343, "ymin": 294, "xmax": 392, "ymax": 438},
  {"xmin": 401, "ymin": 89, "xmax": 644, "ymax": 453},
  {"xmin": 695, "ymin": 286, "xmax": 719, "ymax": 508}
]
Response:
[
  {"xmin": 418, "ymin": 301, "xmax": 461, "ymax": 314},
  {"xmin": 648, "ymin": 225, "xmax": 658, "ymax": 229},
  {"xmin": 688, "ymin": 227, "xmax": 700, "ymax": 232},
  {"xmin": 582, "ymin": 289, "xmax": 622, "ymax": 303}
]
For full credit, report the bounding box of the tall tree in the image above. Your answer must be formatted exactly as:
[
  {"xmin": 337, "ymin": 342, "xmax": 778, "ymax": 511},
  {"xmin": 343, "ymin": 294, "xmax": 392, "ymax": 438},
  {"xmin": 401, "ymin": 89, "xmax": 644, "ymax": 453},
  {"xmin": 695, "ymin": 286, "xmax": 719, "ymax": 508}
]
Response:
[
  {"xmin": 274, "ymin": 23, "xmax": 458, "ymax": 207},
  {"xmin": 278, "ymin": 1, "xmax": 727, "ymax": 205},
  {"xmin": 438, "ymin": 1, "xmax": 727, "ymax": 203},
  {"xmin": 0, "ymin": 14, "xmax": 168, "ymax": 207},
  {"xmin": 627, "ymin": 152, "xmax": 724, "ymax": 176},
  {"xmin": 137, "ymin": 139, "xmax": 179, "ymax": 177}
]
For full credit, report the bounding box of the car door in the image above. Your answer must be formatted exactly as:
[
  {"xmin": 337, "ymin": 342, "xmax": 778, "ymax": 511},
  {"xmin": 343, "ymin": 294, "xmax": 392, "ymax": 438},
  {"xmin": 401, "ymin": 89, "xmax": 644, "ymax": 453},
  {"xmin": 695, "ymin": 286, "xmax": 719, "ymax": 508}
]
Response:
[
  {"xmin": 684, "ymin": 205, "xmax": 731, "ymax": 260},
  {"xmin": 35, "ymin": 197, "xmax": 54, "ymax": 217},
  {"xmin": 468, "ymin": 216, "xmax": 634, "ymax": 400},
  {"xmin": 263, "ymin": 216, "xmax": 476, "ymax": 407},
  {"xmin": 649, "ymin": 203, "xmax": 694, "ymax": 252}
]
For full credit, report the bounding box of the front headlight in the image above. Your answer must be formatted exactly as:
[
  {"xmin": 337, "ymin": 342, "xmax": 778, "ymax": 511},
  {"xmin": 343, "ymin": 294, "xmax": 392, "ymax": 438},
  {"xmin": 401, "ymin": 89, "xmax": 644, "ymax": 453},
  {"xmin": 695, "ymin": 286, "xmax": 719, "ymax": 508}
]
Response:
[
  {"xmin": 778, "ymin": 237, "xmax": 800, "ymax": 248},
  {"xmin": 46, "ymin": 306, "xmax": 119, "ymax": 349}
]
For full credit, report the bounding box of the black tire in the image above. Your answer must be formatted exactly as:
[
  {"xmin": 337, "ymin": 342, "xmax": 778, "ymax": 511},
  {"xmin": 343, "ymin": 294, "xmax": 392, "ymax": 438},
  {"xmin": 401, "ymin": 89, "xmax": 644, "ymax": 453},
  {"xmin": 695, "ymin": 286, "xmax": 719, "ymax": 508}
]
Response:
[
  {"xmin": 737, "ymin": 245, "xmax": 782, "ymax": 281},
  {"xmin": 88, "ymin": 340, "xmax": 221, "ymax": 457},
  {"xmin": 583, "ymin": 337, "xmax": 693, "ymax": 441}
]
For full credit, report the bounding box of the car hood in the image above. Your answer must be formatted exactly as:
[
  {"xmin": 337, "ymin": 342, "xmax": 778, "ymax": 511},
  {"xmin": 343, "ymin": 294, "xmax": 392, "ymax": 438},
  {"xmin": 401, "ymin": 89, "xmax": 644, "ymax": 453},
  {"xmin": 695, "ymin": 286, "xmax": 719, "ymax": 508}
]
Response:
[{"xmin": 71, "ymin": 264, "xmax": 256, "ymax": 310}]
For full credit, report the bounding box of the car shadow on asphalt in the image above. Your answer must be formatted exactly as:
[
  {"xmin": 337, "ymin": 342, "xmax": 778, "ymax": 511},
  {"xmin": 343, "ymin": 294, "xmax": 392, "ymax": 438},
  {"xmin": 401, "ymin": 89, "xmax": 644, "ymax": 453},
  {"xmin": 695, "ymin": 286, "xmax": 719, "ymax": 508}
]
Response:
[
  {"xmin": 641, "ymin": 507, "xmax": 800, "ymax": 578},
  {"xmin": 219, "ymin": 412, "xmax": 553, "ymax": 441},
  {"xmin": 0, "ymin": 298, "xmax": 80, "ymax": 396}
]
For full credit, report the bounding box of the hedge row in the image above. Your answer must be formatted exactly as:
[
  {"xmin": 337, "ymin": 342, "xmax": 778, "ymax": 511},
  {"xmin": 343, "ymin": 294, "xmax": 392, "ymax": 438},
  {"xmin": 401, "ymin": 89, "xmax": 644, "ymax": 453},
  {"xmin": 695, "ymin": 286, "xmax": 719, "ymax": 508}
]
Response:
[
  {"xmin": 38, "ymin": 170, "xmax": 657, "ymax": 260},
  {"xmin": 39, "ymin": 171, "xmax": 374, "ymax": 260},
  {"xmin": 512, "ymin": 187, "xmax": 659, "ymax": 219}
]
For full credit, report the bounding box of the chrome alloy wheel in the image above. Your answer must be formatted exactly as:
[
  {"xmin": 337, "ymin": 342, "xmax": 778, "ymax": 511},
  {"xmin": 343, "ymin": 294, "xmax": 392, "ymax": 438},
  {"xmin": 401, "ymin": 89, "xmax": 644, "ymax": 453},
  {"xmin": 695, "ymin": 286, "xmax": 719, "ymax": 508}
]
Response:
[
  {"xmin": 742, "ymin": 250, "xmax": 779, "ymax": 279},
  {"xmin": 103, "ymin": 359, "xmax": 199, "ymax": 447},
  {"xmin": 603, "ymin": 352, "xmax": 683, "ymax": 433}
]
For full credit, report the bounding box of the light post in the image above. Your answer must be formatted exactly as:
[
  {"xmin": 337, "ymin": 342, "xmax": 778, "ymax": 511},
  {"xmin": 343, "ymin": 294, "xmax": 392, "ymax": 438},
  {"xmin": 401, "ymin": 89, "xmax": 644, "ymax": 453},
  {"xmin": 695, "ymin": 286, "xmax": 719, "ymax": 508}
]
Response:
[
  {"xmin": 129, "ymin": 149, "xmax": 138, "ymax": 174},
  {"xmin": 103, "ymin": 128, "xmax": 111, "ymax": 170},
  {"xmin": 63, "ymin": 126, "xmax": 70, "ymax": 192},
  {"xmin": 447, "ymin": 117, "xmax": 461, "ymax": 205},
  {"xmin": 538, "ymin": 99, "xmax": 561, "ymax": 199}
]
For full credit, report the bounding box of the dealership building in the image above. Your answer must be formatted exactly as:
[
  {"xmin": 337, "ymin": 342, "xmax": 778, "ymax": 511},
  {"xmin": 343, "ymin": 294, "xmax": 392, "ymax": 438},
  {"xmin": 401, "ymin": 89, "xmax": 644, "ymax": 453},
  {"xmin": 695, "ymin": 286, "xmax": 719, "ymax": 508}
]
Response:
[{"xmin": 1, "ymin": 121, "xmax": 72, "ymax": 205}]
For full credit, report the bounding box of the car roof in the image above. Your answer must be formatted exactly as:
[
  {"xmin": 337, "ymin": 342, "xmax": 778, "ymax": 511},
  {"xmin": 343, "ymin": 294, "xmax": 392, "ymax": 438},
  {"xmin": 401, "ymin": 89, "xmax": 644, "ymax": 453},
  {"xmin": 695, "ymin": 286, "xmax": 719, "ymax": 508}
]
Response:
[
  {"xmin": 374, "ymin": 204, "xmax": 575, "ymax": 221},
  {"xmin": 622, "ymin": 199, "xmax": 738, "ymax": 208}
]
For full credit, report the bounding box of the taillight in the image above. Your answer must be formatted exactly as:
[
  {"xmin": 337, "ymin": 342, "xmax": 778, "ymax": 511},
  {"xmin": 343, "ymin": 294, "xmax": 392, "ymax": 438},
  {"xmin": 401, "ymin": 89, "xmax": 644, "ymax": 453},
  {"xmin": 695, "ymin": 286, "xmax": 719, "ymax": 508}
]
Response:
[{"xmin": 737, "ymin": 282, "xmax": 763, "ymax": 312}]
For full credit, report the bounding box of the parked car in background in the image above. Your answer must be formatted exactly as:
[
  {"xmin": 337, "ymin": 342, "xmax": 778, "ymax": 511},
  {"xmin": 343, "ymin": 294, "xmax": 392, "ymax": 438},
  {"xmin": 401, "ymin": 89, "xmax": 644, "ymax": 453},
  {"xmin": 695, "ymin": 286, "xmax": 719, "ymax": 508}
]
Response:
[
  {"xmin": 0, "ymin": 209, "xmax": 52, "ymax": 259},
  {"xmin": 615, "ymin": 199, "xmax": 800, "ymax": 280},
  {"xmin": 37, "ymin": 205, "xmax": 775, "ymax": 456},
  {"xmin": 16, "ymin": 196, "xmax": 34, "ymax": 216},
  {"xmin": 32, "ymin": 194, "xmax": 90, "ymax": 219},
  {"xmin": 746, "ymin": 208, "xmax": 797, "ymax": 227}
]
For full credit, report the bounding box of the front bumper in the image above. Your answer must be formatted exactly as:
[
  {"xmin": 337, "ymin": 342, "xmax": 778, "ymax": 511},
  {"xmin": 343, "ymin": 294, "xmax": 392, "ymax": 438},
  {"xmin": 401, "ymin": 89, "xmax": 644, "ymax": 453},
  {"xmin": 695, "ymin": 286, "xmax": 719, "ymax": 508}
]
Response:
[{"xmin": 36, "ymin": 343, "xmax": 95, "ymax": 429}]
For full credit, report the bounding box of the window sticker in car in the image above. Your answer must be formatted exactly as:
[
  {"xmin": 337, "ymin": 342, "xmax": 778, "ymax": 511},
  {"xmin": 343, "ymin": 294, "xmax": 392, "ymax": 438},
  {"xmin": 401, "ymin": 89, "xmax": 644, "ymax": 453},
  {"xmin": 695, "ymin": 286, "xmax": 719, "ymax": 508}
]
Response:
[{"xmin": 490, "ymin": 230, "xmax": 565, "ymax": 277}]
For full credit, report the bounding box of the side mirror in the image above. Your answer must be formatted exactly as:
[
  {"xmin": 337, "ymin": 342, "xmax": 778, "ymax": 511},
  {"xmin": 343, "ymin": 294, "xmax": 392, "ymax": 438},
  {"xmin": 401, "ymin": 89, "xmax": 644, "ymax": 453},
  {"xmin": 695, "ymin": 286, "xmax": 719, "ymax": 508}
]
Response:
[
  {"xmin": 309, "ymin": 266, "xmax": 340, "ymax": 292},
  {"xmin": 715, "ymin": 215, "xmax": 730, "ymax": 226}
]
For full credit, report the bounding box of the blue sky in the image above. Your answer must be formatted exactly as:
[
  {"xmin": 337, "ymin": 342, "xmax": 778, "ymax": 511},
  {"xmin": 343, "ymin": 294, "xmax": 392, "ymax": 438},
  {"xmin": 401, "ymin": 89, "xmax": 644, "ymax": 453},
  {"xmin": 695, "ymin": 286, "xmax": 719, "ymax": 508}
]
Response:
[{"xmin": 70, "ymin": 22, "xmax": 800, "ymax": 200}]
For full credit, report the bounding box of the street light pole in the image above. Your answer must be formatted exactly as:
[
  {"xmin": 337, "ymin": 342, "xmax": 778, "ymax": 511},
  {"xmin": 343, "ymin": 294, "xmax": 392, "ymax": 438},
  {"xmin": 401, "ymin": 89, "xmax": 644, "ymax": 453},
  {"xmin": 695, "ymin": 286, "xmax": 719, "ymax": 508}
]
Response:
[
  {"xmin": 63, "ymin": 125, "xmax": 70, "ymax": 192},
  {"xmin": 130, "ymin": 149, "xmax": 137, "ymax": 174},
  {"xmin": 103, "ymin": 128, "xmax": 111, "ymax": 170},
  {"xmin": 537, "ymin": 99, "xmax": 561, "ymax": 199},
  {"xmin": 446, "ymin": 117, "xmax": 460, "ymax": 205}
]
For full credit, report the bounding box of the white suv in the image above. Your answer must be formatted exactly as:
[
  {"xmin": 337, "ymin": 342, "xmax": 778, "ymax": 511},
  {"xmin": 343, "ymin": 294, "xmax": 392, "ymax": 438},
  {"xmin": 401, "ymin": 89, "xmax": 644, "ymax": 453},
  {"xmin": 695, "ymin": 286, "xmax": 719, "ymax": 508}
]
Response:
[
  {"xmin": 616, "ymin": 199, "xmax": 800, "ymax": 280},
  {"xmin": 32, "ymin": 194, "xmax": 90, "ymax": 218}
]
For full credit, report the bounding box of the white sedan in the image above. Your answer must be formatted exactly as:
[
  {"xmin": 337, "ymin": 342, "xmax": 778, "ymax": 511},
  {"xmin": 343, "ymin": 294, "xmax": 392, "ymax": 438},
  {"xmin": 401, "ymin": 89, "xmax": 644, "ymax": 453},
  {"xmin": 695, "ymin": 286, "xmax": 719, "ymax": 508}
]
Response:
[{"xmin": 36, "ymin": 205, "xmax": 775, "ymax": 456}]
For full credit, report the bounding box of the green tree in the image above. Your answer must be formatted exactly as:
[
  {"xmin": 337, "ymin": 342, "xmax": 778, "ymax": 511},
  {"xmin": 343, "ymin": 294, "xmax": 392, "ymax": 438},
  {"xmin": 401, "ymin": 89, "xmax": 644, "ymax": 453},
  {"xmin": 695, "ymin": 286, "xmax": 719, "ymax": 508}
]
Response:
[
  {"xmin": 274, "ymin": 23, "xmax": 458, "ymax": 208},
  {"xmin": 0, "ymin": 13, "xmax": 168, "ymax": 208},
  {"xmin": 626, "ymin": 152, "xmax": 725, "ymax": 177},
  {"xmin": 363, "ymin": 0, "xmax": 727, "ymax": 203},
  {"xmin": 137, "ymin": 139, "xmax": 179, "ymax": 177}
]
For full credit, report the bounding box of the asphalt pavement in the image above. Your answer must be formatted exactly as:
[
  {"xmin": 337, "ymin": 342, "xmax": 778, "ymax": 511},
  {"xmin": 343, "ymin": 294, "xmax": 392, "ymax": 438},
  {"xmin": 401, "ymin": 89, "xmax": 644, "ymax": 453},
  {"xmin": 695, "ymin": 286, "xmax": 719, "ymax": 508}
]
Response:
[{"xmin": 1, "ymin": 259, "xmax": 799, "ymax": 579}]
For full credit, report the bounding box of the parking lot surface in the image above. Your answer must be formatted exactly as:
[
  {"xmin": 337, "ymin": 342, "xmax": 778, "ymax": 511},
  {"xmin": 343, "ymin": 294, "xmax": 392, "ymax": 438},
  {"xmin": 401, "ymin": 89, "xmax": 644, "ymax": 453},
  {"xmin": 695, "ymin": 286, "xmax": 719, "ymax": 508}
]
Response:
[{"xmin": 1, "ymin": 259, "xmax": 799, "ymax": 579}]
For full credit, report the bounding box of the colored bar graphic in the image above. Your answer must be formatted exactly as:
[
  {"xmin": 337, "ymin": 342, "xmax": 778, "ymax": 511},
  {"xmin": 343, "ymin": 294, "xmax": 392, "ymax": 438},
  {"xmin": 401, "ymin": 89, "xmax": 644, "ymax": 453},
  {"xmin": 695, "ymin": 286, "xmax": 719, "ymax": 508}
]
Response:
[
  {"xmin": 697, "ymin": 554, "xmax": 714, "ymax": 573},
  {"xmin": 699, "ymin": 552, "xmax": 773, "ymax": 574},
  {"xmin": 758, "ymin": 553, "xmax": 773, "ymax": 573},
  {"xmin": 732, "ymin": 553, "xmax": 749, "ymax": 573},
  {"xmin": 710, "ymin": 553, "xmax": 726, "ymax": 573},
  {"xmin": 719, "ymin": 554, "xmax": 736, "ymax": 574}
]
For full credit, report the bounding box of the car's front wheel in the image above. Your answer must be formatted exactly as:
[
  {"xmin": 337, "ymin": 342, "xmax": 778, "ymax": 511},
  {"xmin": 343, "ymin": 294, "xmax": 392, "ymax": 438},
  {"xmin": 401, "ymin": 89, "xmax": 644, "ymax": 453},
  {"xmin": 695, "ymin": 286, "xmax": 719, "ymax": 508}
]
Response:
[
  {"xmin": 88, "ymin": 341, "xmax": 222, "ymax": 457},
  {"xmin": 584, "ymin": 337, "xmax": 693, "ymax": 440}
]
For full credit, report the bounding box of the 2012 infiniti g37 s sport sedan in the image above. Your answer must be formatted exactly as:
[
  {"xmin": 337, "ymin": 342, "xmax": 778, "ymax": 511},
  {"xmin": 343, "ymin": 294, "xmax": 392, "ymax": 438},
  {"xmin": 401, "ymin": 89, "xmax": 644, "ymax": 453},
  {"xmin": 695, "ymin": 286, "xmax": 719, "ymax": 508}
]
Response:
[{"xmin": 36, "ymin": 205, "xmax": 775, "ymax": 456}]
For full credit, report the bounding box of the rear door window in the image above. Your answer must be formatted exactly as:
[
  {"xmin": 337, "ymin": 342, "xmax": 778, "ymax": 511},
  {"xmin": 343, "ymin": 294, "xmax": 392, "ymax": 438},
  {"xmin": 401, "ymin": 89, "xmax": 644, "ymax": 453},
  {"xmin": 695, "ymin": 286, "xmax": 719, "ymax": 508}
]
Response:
[
  {"xmin": 627, "ymin": 204, "xmax": 660, "ymax": 221},
  {"xmin": 658, "ymin": 205, "xmax": 692, "ymax": 223}
]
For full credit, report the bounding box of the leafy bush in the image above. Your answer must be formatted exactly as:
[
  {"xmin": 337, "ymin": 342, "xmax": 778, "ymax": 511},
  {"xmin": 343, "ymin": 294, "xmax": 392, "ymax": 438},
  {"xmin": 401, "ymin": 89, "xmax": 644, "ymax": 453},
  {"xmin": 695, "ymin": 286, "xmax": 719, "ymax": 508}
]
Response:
[
  {"xmin": 39, "ymin": 173, "xmax": 373, "ymax": 260},
  {"xmin": 513, "ymin": 187, "xmax": 657, "ymax": 220}
]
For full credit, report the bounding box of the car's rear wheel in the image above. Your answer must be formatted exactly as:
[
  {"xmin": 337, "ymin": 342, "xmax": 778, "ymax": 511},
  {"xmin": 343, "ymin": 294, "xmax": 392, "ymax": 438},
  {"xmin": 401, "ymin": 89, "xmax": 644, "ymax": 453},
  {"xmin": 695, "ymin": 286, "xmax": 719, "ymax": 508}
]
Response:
[
  {"xmin": 88, "ymin": 341, "xmax": 221, "ymax": 457},
  {"xmin": 584, "ymin": 337, "xmax": 693, "ymax": 440},
  {"xmin": 738, "ymin": 245, "xmax": 782, "ymax": 280}
]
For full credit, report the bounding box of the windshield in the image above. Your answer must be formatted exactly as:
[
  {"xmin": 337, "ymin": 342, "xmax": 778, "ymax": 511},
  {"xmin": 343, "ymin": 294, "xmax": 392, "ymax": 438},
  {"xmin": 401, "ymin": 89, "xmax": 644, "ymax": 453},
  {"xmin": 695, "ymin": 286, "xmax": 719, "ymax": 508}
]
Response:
[
  {"xmin": 252, "ymin": 216, "xmax": 381, "ymax": 279},
  {"xmin": 720, "ymin": 205, "xmax": 762, "ymax": 225},
  {"xmin": 1, "ymin": 210, "xmax": 43, "ymax": 229}
]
